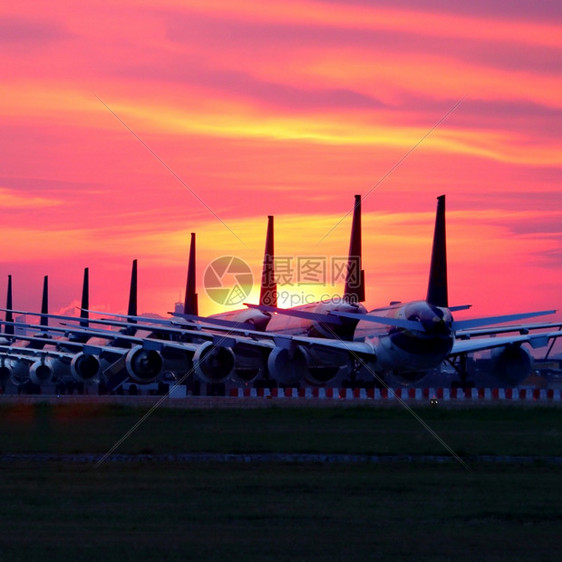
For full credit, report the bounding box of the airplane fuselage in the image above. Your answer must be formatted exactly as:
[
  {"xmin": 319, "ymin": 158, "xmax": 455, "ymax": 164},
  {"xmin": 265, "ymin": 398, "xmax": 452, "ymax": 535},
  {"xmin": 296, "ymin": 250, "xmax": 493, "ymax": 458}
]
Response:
[
  {"xmin": 355, "ymin": 301, "xmax": 454, "ymax": 382},
  {"xmin": 212, "ymin": 300, "xmax": 367, "ymax": 340},
  {"xmin": 210, "ymin": 308, "xmax": 271, "ymax": 331},
  {"xmin": 265, "ymin": 301, "xmax": 367, "ymax": 340}
]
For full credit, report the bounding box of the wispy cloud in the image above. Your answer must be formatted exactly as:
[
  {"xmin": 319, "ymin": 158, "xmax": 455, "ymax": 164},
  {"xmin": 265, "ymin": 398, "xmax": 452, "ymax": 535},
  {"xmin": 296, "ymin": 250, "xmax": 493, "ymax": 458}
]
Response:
[
  {"xmin": 0, "ymin": 187, "xmax": 62, "ymax": 209},
  {"xmin": 0, "ymin": 16, "xmax": 71, "ymax": 47},
  {"xmin": 0, "ymin": 0, "xmax": 560, "ymax": 316}
]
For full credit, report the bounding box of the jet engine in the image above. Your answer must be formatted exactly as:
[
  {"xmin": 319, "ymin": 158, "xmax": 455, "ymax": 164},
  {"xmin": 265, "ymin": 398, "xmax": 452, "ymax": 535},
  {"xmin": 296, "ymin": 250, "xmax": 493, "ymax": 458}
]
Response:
[
  {"xmin": 29, "ymin": 357, "xmax": 54, "ymax": 385},
  {"xmin": 193, "ymin": 341, "xmax": 235, "ymax": 384},
  {"xmin": 491, "ymin": 344, "xmax": 532, "ymax": 386},
  {"xmin": 233, "ymin": 343, "xmax": 268, "ymax": 383},
  {"xmin": 267, "ymin": 346, "xmax": 307, "ymax": 386},
  {"xmin": 70, "ymin": 352, "xmax": 101, "ymax": 383},
  {"xmin": 6, "ymin": 359, "xmax": 30, "ymax": 385},
  {"xmin": 0, "ymin": 358, "xmax": 13, "ymax": 383},
  {"xmin": 267, "ymin": 345, "xmax": 352, "ymax": 386},
  {"xmin": 125, "ymin": 345, "xmax": 163, "ymax": 383}
]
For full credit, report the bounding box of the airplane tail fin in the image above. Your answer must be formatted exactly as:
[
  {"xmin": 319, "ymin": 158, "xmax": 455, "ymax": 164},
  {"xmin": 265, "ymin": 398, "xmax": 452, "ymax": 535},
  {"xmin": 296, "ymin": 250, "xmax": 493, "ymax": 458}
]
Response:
[
  {"xmin": 259, "ymin": 216, "xmax": 277, "ymax": 307},
  {"xmin": 127, "ymin": 259, "xmax": 138, "ymax": 322},
  {"xmin": 184, "ymin": 233, "xmax": 199, "ymax": 315},
  {"xmin": 80, "ymin": 267, "xmax": 89, "ymax": 328},
  {"xmin": 344, "ymin": 194, "xmax": 365, "ymax": 303},
  {"xmin": 5, "ymin": 275, "xmax": 14, "ymax": 335},
  {"xmin": 426, "ymin": 195, "xmax": 448, "ymax": 308},
  {"xmin": 40, "ymin": 275, "xmax": 49, "ymax": 327}
]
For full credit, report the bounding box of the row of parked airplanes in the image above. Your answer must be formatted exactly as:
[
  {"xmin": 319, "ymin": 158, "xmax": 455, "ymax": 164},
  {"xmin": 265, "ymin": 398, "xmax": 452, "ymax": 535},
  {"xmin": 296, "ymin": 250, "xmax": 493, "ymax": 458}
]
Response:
[{"xmin": 0, "ymin": 194, "xmax": 561, "ymax": 393}]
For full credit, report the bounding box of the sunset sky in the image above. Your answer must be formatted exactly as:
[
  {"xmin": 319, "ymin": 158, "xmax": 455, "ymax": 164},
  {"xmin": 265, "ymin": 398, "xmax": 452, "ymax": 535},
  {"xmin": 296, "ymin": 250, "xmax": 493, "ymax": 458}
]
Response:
[{"xmin": 1, "ymin": 0, "xmax": 561, "ymax": 323}]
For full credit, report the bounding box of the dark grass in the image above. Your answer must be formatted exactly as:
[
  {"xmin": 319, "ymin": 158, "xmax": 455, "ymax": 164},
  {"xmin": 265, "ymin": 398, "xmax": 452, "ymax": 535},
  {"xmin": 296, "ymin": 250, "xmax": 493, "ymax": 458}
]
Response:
[
  {"xmin": 0, "ymin": 403, "xmax": 561, "ymax": 561},
  {"xmin": 0, "ymin": 402, "xmax": 560, "ymax": 456},
  {"xmin": 0, "ymin": 463, "xmax": 561, "ymax": 561}
]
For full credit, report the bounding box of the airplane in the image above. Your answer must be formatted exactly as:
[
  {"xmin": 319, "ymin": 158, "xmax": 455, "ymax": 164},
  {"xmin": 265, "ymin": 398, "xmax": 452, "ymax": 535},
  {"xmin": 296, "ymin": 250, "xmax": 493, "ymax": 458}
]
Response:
[
  {"xmin": 71, "ymin": 194, "xmax": 562, "ymax": 389},
  {"xmin": 239, "ymin": 194, "xmax": 561, "ymax": 388},
  {"xmin": 158, "ymin": 194, "xmax": 558, "ymax": 388},
  {"xmin": 1, "ymin": 195, "xmax": 560, "ymax": 392},
  {"xmin": 159, "ymin": 195, "xmax": 367, "ymax": 386},
  {"xmin": 180, "ymin": 196, "xmax": 367, "ymax": 335},
  {"xmin": 0, "ymin": 243, "xmax": 280, "ymax": 394},
  {"xmin": 0, "ymin": 262, "xmax": 172, "ymax": 392},
  {"xmin": 176, "ymin": 195, "xmax": 366, "ymax": 331},
  {"xmin": 59, "ymin": 197, "xmax": 367, "ymax": 388},
  {"xmin": 0, "ymin": 273, "xmax": 102, "ymax": 389}
]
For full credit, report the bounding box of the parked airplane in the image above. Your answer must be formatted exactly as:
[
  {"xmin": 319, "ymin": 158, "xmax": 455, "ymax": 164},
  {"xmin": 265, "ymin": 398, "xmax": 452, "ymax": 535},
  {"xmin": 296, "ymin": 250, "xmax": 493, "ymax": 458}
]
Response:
[
  {"xmin": 164, "ymin": 195, "xmax": 557, "ymax": 388},
  {"xmin": 2, "ymin": 195, "xmax": 560, "ymax": 391},
  {"xmin": 72, "ymin": 195, "xmax": 368, "ymax": 387},
  {"xmin": 0, "ymin": 263, "xmax": 173, "ymax": 391},
  {"xmin": 242, "ymin": 195, "xmax": 561, "ymax": 387},
  {"xmin": 67, "ymin": 196, "xmax": 367, "ymax": 387},
  {"xmin": 180, "ymin": 195, "xmax": 367, "ymax": 340},
  {"xmin": 0, "ymin": 273, "xmax": 102, "ymax": 387},
  {"xmin": 77, "ymin": 194, "xmax": 561, "ymax": 388}
]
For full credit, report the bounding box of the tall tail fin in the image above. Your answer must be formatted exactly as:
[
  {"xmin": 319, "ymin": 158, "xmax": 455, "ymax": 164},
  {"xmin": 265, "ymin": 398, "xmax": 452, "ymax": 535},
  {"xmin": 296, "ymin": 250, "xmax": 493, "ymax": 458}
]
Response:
[
  {"xmin": 344, "ymin": 194, "xmax": 365, "ymax": 303},
  {"xmin": 5, "ymin": 275, "xmax": 14, "ymax": 335},
  {"xmin": 80, "ymin": 267, "xmax": 89, "ymax": 328},
  {"xmin": 426, "ymin": 195, "xmax": 448, "ymax": 307},
  {"xmin": 184, "ymin": 233, "xmax": 198, "ymax": 315},
  {"xmin": 40, "ymin": 275, "xmax": 49, "ymax": 327},
  {"xmin": 260, "ymin": 216, "xmax": 277, "ymax": 307},
  {"xmin": 127, "ymin": 259, "xmax": 138, "ymax": 322}
]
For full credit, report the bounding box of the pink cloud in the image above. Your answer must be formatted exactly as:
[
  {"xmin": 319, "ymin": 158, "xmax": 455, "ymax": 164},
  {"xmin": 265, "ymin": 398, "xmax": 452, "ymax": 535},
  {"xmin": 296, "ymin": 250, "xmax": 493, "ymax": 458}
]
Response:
[{"xmin": 0, "ymin": 1, "xmax": 560, "ymax": 319}]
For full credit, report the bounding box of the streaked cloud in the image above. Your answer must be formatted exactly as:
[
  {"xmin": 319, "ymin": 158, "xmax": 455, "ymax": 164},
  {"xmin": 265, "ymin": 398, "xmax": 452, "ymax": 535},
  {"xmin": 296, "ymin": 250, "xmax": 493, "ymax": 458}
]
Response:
[
  {"xmin": 0, "ymin": 187, "xmax": 62, "ymax": 209},
  {"xmin": 0, "ymin": 16, "xmax": 71, "ymax": 47},
  {"xmin": 0, "ymin": 0, "xmax": 560, "ymax": 318}
]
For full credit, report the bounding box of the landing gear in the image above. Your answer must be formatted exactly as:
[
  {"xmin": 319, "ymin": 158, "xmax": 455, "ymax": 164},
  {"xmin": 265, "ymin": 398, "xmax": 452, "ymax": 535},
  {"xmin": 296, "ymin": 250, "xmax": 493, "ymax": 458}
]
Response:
[
  {"xmin": 208, "ymin": 383, "xmax": 226, "ymax": 396},
  {"xmin": 341, "ymin": 359, "xmax": 383, "ymax": 389},
  {"xmin": 446, "ymin": 354, "xmax": 475, "ymax": 388},
  {"xmin": 19, "ymin": 381, "xmax": 41, "ymax": 395},
  {"xmin": 157, "ymin": 382, "xmax": 169, "ymax": 395}
]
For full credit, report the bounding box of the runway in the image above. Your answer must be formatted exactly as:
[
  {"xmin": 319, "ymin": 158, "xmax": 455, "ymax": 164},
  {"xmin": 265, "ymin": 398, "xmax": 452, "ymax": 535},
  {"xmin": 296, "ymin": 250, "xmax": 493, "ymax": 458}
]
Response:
[{"xmin": 2, "ymin": 452, "xmax": 562, "ymax": 465}]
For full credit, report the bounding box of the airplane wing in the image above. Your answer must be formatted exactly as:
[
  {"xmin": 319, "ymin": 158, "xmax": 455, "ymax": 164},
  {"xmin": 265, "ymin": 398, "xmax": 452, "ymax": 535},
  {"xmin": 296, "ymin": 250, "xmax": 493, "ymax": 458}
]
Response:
[
  {"xmin": 2, "ymin": 307, "xmax": 557, "ymax": 387},
  {"xmin": 451, "ymin": 310, "xmax": 557, "ymax": 331},
  {"xmin": 0, "ymin": 306, "xmax": 261, "ymax": 335},
  {"xmin": 0, "ymin": 344, "xmax": 74, "ymax": 360},
  {"xmin": 0, "ymin": 315, "xmax": 374, "ymax": 359},
  {"xmin": 75, "ymin": 307, "xmax": 256, "ymax": 330},
  {"xmin": 450, "ymin": 330, "xmax": 562, "ymax": 356},
  {"xmin": 245, "ymin": 303, "xmax": 425, "ymax": 330},
  {"xmin": 455, "ymin": 320, "xmax": 562, "ymax": 339},
  {"xmin": 0, "ymin": 318, "xmax": 279, "ymax": 361},
  {"xmin": 0, "ymin": 319, "xmax": 210, "ymax": 354},
  {"xmin": 4, "ymin": 306, "xmax": 559, "ymax": 358},
  {"xmin": 290, "ymin": 335, "xmax": 375, "ymax": 356},
  {"xmin": 243, "ymin": 303, "xmax": 556, "ymax": 332}
]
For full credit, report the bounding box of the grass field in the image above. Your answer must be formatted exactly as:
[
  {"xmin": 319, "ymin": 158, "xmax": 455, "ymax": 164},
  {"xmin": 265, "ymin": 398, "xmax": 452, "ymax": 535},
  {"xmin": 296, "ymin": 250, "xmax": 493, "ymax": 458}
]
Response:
[
  {"xmin": 0, "ymin": 402, "xmax": 560, "ymax": 561},
  {"xmin": 0, "ymin": 402, "xmax": 561, "ymax": 456}
]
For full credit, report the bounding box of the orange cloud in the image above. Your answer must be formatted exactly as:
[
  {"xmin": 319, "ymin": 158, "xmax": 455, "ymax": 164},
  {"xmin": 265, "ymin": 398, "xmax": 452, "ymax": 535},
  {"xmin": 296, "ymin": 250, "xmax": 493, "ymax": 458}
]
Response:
[{"xmin": 0, "ymin": 1, "xmax": 560, "ymax": 322}]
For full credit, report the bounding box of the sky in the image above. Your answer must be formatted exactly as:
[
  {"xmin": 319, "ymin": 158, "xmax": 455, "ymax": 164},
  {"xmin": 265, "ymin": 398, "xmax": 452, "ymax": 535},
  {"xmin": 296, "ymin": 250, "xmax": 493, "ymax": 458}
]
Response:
[{"xmin": 1, "ymin": 0, "xmax": 561, "ymax": 322}]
